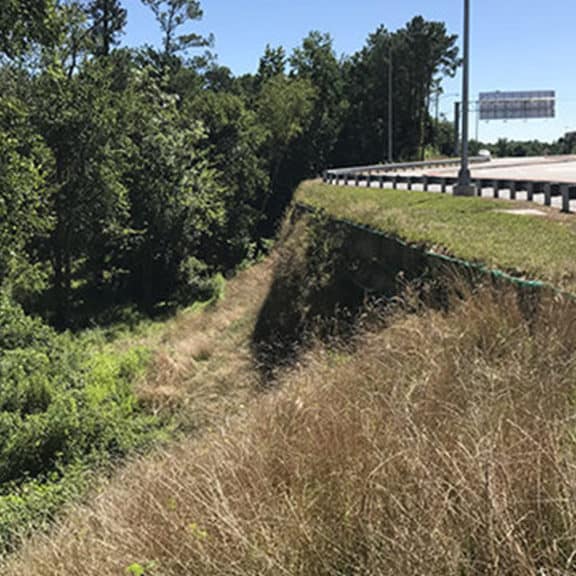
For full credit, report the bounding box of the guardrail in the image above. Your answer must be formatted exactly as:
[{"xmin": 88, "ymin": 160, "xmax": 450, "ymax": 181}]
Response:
[
  {"xmin": 322, "ymin": 161, "xmax": 576, "ymax": 213},
  {"xmin": 325, "ymin": 156, "xmax": 490, "ymax": 176}
]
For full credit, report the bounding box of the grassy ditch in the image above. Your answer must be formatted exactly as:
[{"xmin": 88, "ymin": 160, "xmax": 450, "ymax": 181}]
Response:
[
  {"xmin": 296, "ymin": 180, "xmax": 576, "ymax": 292},
  {"xmin": 4, "ymin": 209, "xmax": 576, "ymax": 574},
  {"xmin": 4, "ymin": 282, "xmax": 576, "ymax": 574},
  {"xmin": 0, "ymin": 256, "xmax": 277, "ymax": 560}
]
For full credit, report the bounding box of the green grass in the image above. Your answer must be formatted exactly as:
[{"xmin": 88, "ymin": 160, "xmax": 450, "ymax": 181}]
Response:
[{"xmin": 296, "ymin": 180, "xmax": 576, "ymax": 292}]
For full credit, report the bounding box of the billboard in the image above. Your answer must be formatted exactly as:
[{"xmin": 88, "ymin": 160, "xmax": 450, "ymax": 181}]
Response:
[{"xmin": 479, "ymin": 91, "xmax": 555, "ymax": 120}]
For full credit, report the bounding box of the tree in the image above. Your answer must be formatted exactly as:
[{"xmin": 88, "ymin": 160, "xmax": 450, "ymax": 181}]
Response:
[
  {"xmin": 333, "ymin": 26, "xmax": 393, "ymax": 165},
  {"xmin": 0, "ymin": 97, "xmax": 52, "ymax": 297},
  {"xmin": 123, "ymin": 71, "xmax": 225, "ymax": 308},
  {"xmin": 395, "ymin": 16, "xmax": 459, "ymax": 159},
  {"xmin": 51, "ymin": 1, "xmax": 92, "ymax": 78},
  {"xmin": 185, "ymin": 90, "xmax": 268, "ymax": 266},
  {"xmin": 256, "ymin": 44, "xmax": 286, "ymax": 85},
  {"xmin": 31, "ymin": 55, "xmax": 134, "ymax": 325},
  {"xmin": 85, "ymin": 0, "xmax": 127, "ymax": 57},
  {"xmin": 256, "ymin": 75, "xmax": 316, "ymax": 228},
  {"xmin": 141, "ymin": 0, "xmax": 211, "ymax": 63},
  {"xmin": 290, "ymin": 31, "xmax": 346, "ymax": 174},
  {"xmin": 0, "ymin": 0, "xmax": 57, "ymax": 59},
  {"xmin": 335, "ymin": 18, "xmax": 459, "ymax": 164}
]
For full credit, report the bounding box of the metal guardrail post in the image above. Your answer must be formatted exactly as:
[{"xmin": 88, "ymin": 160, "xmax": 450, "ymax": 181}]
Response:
[
  {"xmin": 543, "ymin": 183, "xmax": 551, "ymax": 206},
  {"xmin": 441, "ymin": 178, "xmax": 447, "ymax": 194},
  {"xmin": 526, "ymin": 182, "xmax": 534, "ymax": 202},
  {"xmin": 492, "ymin": 180, "xmax": 499, "ymax": 199},
  {"xmin": 423, "ymin": 176, "xmax": 429, "ymax": 191},
  {"xmin": 571, "ymin": 186, "xmax": 576, "ymax": 213},
  {"xmin": 562, "ymin": 184, "xmax": 570, "ymax": 213}
]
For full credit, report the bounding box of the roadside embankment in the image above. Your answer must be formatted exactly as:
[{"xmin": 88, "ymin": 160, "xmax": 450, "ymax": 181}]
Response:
[
  {"xmin": 296, "ymin": 179, "xmax": 576, "ymax": 294},
  {"xmin": 4, "ymin": 190, "xmax": 576, "ymax": 575}
]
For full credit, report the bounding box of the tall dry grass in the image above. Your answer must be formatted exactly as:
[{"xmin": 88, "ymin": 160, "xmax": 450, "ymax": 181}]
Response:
[
  {"xmin": 3, "ymin": 287, "xmax": 576, "ymax": 575},
  {"xmin": 134, "ymin": 257, "xmax": 276, "ymax": 430}
]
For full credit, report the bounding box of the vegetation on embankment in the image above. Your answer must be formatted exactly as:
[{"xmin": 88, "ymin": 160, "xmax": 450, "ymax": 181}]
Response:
[
  {"xmin": 3, "ymin": 211, "xmax": 576, "ymax": 575},
  {"xmin": 0, "ymin": 294, "xmax": 163, "ymax": 557},
  {"xmin": 5, "ymin": 283, "xmax": 576, "ymax": 575},
  {"xmin": 0, "ymin": 256, "xmax": 276, "ymax": 560},
  {"xmin": 297, "ymin": 180, "xmax": 576, "ymax": 292}
]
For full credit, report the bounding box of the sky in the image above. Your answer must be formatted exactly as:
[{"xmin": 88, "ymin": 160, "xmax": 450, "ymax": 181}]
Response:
[{"xmin": 122, "ymin": 0, "xmax": 576, "ymax": 144}]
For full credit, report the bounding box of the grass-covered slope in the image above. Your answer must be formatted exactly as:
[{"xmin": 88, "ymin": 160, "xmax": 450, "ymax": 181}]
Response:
[
  {"xmin": 4, "ymin": 215, "xmax": 576, "ymax": 575},
  {"xmin": 296, "ymin": 180, "xmax": 576, "ymax": 291},
  {"xmin": 4, "ymin": 287, "xmax": 576, "ymax": 575},
  {"xmin": 0, "ymin": 257, "xmax": 277, "ymax": 561}
]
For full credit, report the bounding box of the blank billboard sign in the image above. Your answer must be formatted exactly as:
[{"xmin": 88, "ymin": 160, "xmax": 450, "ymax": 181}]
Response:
[{"xmin": 479, "ymin": 91, "xmax": 555, "ymax": 120}]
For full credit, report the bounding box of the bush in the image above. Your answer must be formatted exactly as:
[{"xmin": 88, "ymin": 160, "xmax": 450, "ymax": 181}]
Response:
[
  {"xmin": 176, "ymin": 257, "xmax": 225, "ymax": 305},
  {"xmin": 0, "ymin": 296, "xmax": 161, "ymax": 554}
]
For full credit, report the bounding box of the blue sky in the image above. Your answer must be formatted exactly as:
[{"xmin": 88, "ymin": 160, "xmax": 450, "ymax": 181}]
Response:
[{"xmin": 122, "ymin": 0, "xmax": 575, "ymax": 144}]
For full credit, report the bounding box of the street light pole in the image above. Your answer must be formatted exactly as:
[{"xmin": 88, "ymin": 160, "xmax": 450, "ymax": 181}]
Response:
[
  {"xmin": 454, "ymin": 100, "xmax": 461, "ymax": 156},
  {"xmin": 454, "ymin": 0, "xmax": 475, "ymax": 196},
  {"xmin": 388, "ymin": 42, "xmax": 393, "ymax": 163}
]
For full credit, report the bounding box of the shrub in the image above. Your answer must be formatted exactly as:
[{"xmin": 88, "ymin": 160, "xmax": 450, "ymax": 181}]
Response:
[{"xmin": 0, "ymin": 296, "xmax": 161, "ymax": 554}]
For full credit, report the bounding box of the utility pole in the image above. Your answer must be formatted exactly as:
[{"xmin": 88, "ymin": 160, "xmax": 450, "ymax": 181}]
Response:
[
  {"xmin": 454, "ymin": 101, "xmax": 460, "ymax": 156},
  {"xmin": 454, "ymin": 0, "xmax": 476, "ymax": 196},
  {"xmin": 388, "ymin": 42, "xmax": 393, "ymax": 163}
]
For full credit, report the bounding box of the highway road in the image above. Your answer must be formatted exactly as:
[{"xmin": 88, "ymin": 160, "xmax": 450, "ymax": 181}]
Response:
[
  {"xmin": 357, "ymin": 155, "xmax": 576, "ymax": 210},
  {"xmin": 415, "ymin": 155, "xmax": 576, "ymax": 183}
]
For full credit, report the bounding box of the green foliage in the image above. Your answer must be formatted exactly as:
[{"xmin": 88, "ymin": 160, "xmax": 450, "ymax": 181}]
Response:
[
  {"xmin": 0, "ymin": 330, "xmax": 155, "ymax": 485},
  {"xmin": 257, "ymin": 75, "xmax": 316, "ymax": 157},
  {"xmin": 256, "ymin": 44, "xmax": 286, "ymax": 85},
  {"xmin": 125, "ymin": 560, "xmax": 158, "ymax": 575},
  {"xmin": 472, "ymin": 137, "xmax": 559, "ymax": 158},
  {"xmin": 124, "ymin": 71, "xmax": 226, "ymax": 309},
  {"xmin": 0, "ymin": 96, "xmax": 52, "ymax": 294},
  {"xmin": 185, "ymin": 90, "xmax": 268, "ymax": 265},
  {"xmin": 0, "ymin": 291, "xmax": 53, "ymax": 352},
  {"xmin": 335, "ymin": 18, "xmax": 459, "ymax": 164},
  {"xmin": 141, "ymin": 0, "xmax": 211, "ymax": 64},
  {"xmin": 290, "ymin": 31, "xmax": 347, "ymax": 176},
  {"xmin": 85, "ymin": 0, "xmax": 127, "ymax": 57},
  {"xmin": 0, "ymin": 295, "xmax": 160, "ymax": 554},
  {"xmin": 176, "ymin": 257, "xmax": 224, "ymax": 305},
  {"xmin": 30, "ymin": 55, "xmax": 134, "ymax": 325},
  {"xmin": 0, "ymin": 0, "xmax": 57, "ymax": 59},
  {"xmin": 0, "ymin": 462, "xmax": 90, "ymax": 555}
]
